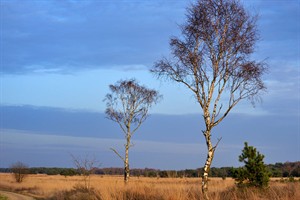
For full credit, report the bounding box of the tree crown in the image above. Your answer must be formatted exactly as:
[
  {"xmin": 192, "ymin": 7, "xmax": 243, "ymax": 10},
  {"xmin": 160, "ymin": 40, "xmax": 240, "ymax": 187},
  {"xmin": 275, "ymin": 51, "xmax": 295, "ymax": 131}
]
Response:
[
  {"xmin": 152, "ymin": 0, "xmax": 267, "ymax": 127},
  {"xmin": 104, "ymin": 79, "xmax": 161, "ymax": 135}
]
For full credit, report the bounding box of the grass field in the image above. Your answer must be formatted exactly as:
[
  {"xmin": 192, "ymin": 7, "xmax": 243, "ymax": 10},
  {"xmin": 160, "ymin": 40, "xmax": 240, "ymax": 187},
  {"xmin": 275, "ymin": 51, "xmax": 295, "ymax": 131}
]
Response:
[{"xmin": 0, "ymin": 173, "xmax": 299, "ymax": 200}]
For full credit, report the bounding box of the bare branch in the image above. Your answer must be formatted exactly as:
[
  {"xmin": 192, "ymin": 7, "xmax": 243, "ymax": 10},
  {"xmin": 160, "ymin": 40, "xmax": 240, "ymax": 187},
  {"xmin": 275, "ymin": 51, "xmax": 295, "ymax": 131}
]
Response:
[
  {"xmin": 110, "ymin": 148, "xmax": 125, "ymax": 163},
  {"xmin": 213, "ymin": 137, "xmax": 222, "ymax": 150}
]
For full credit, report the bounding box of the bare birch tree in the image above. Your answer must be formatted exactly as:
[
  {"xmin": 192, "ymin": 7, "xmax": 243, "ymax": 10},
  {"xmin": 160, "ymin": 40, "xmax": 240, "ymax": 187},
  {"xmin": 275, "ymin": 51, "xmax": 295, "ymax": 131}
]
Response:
[
  {"xmin": 151, "ymin": 0, "xmax": 267, "ymax": 199},
  {"xmin": 71, "ymin": 154, "xmax": 99, "ymax": 191},
  {"xmin": 104, "ymin": 79, "xmax": 161, "ymax": 183},
  {"xmin": 10, "ymin": 161, "xmax": 29, "ymax": 183}
]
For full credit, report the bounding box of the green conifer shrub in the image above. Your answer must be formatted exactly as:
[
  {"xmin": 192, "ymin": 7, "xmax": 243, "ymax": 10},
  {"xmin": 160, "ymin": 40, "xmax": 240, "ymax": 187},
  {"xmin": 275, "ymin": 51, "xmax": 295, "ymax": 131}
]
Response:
[{"xmin": 235, "ymin": 142, "xmax": 270, "ymax": 187}]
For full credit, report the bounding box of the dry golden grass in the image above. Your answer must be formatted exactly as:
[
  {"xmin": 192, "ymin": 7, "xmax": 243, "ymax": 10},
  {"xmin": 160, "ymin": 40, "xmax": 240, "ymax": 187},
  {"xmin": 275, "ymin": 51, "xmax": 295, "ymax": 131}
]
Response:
[{"xmin": 0, "ymin": 173, "xmax": 299, "ymax": 200}]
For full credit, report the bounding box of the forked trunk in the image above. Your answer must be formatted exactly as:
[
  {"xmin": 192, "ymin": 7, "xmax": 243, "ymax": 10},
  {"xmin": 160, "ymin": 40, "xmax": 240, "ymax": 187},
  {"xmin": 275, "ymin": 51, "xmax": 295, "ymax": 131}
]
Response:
[{"xmin": 202, "ymin": 129, "xmax": 215, "ymax": 200}]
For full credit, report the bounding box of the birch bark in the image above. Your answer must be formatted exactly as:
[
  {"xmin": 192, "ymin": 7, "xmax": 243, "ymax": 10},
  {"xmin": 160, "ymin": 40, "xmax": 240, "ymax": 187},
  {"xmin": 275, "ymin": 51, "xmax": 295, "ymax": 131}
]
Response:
[
  {"xmin": 124, "ymin": 133, "xmax": 130, "ymax": 183},
  {"xmin": 202, "ymin": 130, "xmax": 215, "ymax": 200}
]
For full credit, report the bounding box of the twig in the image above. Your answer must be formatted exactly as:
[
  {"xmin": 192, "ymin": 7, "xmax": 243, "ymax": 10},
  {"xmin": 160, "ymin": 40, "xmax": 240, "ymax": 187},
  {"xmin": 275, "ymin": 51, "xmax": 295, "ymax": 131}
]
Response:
[
  {"xmin": 213, "ymin": 137, "xmax": 222, "ymax": 150},
  {"xmin": 110, "ymin": 148, "xmax": 125, "ymax": 163}
]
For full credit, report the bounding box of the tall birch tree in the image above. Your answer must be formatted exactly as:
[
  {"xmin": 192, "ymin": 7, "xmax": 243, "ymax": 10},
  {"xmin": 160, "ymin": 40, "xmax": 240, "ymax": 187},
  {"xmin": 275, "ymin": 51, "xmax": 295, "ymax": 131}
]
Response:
[
  {"xmin": 104, "ymin": 79, "xmax": 161, "ymax": 183},
  {"xmin": 151, "ymin": 0, "xmax": 267, "ymax": 199}
]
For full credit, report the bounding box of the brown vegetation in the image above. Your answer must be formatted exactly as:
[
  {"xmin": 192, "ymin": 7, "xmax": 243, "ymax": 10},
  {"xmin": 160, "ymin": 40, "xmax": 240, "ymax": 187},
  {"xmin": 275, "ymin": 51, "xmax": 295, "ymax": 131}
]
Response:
[{"xmin": 0, "ymin": 173, "xmax": 299, "ymax": 200}]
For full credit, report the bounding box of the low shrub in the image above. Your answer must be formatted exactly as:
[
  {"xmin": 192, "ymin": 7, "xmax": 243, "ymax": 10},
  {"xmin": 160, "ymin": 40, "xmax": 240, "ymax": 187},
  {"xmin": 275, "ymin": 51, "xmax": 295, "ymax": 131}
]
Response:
[
  {"xmin": 49, "ymin": 185, "xmax": 101, "ymax": 200},
  {"xmin": 0, "ymin": 194, "xmax": 8, "ymax": 200},
  {"xmin": 215, "ymin": 182, "xmax": 299, "ymax": 200}
]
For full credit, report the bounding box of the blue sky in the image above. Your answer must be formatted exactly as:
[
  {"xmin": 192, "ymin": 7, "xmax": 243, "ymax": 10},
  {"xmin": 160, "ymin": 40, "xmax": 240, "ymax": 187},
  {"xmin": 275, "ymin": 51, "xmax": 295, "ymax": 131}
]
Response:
[{"xmin": 0, "ymin": 0, "xmax": 299, "ymax": 169}]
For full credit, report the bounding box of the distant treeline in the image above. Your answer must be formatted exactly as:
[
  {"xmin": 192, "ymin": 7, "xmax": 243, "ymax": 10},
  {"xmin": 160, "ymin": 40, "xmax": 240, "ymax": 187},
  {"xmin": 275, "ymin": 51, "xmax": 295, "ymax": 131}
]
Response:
[{"xmin": 1, "ymin": 161, "xmax": 299, "ymax": 178}]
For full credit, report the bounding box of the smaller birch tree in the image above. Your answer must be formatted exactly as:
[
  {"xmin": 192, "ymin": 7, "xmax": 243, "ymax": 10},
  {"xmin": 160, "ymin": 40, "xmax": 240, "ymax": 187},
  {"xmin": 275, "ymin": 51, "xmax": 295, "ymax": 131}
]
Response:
[{"xmin": 104, "ymin": 79, "xmax": 161, "ymax": 183}]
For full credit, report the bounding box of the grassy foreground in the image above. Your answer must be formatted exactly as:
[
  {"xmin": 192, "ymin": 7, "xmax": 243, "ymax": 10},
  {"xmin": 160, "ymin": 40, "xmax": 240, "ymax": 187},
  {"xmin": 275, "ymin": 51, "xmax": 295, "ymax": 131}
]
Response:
[{"xmin": 0, "ymin": 173, "xmax": 299, "ymax": 200}]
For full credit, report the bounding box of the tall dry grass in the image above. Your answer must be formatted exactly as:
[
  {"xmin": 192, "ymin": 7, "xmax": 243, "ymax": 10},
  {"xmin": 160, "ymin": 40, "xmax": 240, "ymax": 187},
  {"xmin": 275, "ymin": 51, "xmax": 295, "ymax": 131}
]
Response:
[{"xmin": 0, "ymin": 173, "xmax": 299, "ymax": 200}]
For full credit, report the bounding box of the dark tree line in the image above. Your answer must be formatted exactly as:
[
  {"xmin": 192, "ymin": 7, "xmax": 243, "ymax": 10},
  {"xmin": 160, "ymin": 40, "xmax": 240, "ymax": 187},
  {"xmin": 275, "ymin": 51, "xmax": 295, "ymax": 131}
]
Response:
[{"xmin": 1, "ymin": 161, "xmax": 299, "ymax": 177}]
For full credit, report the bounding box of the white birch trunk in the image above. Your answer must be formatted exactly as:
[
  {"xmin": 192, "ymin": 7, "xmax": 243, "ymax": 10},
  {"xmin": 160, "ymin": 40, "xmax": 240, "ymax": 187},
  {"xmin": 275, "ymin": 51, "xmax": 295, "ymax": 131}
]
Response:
[
  {"xmin": 202, "ymin": 129, "xmax": 215, "ymax": 200},
  {"xmin": 124, "ymin": 133, "xmax": 130, "ymax": 183}
]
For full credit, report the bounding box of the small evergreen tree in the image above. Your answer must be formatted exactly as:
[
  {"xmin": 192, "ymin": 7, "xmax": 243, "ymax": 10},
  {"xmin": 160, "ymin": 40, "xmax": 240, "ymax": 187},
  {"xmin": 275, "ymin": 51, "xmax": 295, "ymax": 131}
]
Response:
[{"xmin": 236, "ymin": 142, "xmax": 270, "ymax": 187}]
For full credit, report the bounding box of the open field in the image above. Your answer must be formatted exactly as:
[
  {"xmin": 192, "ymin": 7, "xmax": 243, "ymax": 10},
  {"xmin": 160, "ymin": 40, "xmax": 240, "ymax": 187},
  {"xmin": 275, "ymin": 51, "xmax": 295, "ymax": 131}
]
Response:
[{"xmin": 0, "ymin": 173, "xmax": 299, "ymax": 200}]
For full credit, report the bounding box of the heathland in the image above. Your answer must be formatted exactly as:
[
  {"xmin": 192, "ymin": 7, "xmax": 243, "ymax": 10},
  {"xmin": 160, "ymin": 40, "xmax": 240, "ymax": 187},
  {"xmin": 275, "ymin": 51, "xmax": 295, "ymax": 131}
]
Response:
[{"xmin": 0, "ymin": 173, "xmax": 299, "ymax": 200}]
